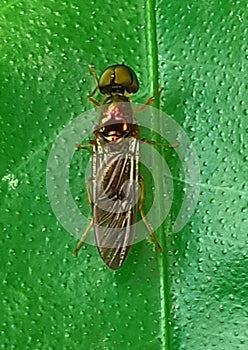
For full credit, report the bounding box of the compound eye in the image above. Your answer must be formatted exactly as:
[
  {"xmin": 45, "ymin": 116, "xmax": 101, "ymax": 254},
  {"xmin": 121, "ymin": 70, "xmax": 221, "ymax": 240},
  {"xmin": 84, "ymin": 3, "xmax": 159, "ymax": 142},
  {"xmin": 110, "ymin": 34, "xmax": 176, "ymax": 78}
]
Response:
[
  {"xmin": 99, "ymin": 127, "xmax": 105, "ymax": 132},
  {"xmin": 99, "ymin": 65, "xmax": 139, "ymax": 94},
  {"xmin": 115, "ymin": 65, "xmax": 139, "ymax": 93}
]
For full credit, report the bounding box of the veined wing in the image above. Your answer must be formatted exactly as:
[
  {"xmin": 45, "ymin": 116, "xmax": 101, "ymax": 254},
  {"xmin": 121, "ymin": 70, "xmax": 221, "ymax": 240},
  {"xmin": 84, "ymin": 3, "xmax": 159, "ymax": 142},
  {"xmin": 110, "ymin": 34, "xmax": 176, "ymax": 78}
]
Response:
[{"xmin": 92, "ymin": 138, "xmax": 139, "ymax": 270}]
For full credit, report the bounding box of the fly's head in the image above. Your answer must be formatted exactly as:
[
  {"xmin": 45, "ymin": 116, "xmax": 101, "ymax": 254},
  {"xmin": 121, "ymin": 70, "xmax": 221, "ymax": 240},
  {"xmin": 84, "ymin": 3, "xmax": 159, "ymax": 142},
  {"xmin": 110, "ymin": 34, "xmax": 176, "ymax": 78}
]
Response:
[{"xmin": 99, "ymin": 64, "xmax": 139, "ymax": 95}]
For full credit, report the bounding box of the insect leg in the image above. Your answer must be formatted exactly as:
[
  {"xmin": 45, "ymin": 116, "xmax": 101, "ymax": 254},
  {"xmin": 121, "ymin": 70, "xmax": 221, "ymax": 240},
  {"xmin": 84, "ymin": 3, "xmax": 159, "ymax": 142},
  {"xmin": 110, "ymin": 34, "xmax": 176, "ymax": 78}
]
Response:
[
  {"xmin": 138, "ymin": 176, "xmax": 162, "ymax": 252},
  {"xmin": 88, "ymin": 65, "xmax": 101, "ymax": 107},
  {"xmin": 134, "ymin": 86, "xmax": 163, "ymax": 113},
  {"xmin": 73, "ymin": 218, "xmax": 93, "ymax": 256},
  {"xmin": 75, "ymin": 141, "xmax": 96, "ymax": 150},
  {"xmin": 89, "ymin": 65, "xmax": 99, "ymax": 86},
  {"xmin": 140, "ymin": 139, "xmax": 180, "ymax": 148},
  {"xmin": 73, "ymin": 178, "xmax": 93, "ymax": 256},
  {"xmin": 86, "ymin": 178, "xmax": 93, "ymax": 206}
]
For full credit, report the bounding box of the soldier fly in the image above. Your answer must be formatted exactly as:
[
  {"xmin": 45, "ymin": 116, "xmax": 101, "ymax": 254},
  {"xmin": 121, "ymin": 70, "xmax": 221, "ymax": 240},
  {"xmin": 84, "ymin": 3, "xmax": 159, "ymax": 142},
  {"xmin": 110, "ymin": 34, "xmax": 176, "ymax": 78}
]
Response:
[{"xmin": 73, "ymin": 64, "xmax": 178, "ymax": 270}]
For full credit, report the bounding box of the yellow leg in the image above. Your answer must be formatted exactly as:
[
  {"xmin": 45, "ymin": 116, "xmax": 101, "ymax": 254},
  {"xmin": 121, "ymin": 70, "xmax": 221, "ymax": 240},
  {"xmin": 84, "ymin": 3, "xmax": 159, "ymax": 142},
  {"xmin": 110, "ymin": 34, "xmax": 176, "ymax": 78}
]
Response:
[
  {"xmin": 73, "ymin": 178, "xmax": 94, "ymax": 256},
  {"xmin": 89, "ymin": 65, "xmax": 99, "ymax": 86},
  {"xmin": 140, "ymin": 139, "xmax": 180, "ymax": 148},
  {"xmin": 138, "ymin": 176, "xmax": 162, "ymax": 252},
  {"xmin": 134, "ymin": 86, "xmax": 163, "ymax": 113},
  {"xmin": 86, "ymin": 178, "xmax": 93, "ymax": 206},
  {"xmin": 73, "ymin": 218, "xmax": 93, "ymax": 256},
  {"xmin": 88, "ymin": 65, "xmax": 101, "ymax": 107},
  {"xmin": 75, "ymin": 143, "xmax": 94, "ymax": 150}
]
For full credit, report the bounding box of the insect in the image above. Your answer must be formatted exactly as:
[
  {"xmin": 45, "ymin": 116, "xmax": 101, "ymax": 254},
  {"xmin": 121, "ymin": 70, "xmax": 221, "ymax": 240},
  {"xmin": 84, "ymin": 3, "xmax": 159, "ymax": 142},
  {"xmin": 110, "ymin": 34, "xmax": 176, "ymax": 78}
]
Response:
[{"xmin": 73, "ymin": 64, "xmax": 178, "ymax": 270}]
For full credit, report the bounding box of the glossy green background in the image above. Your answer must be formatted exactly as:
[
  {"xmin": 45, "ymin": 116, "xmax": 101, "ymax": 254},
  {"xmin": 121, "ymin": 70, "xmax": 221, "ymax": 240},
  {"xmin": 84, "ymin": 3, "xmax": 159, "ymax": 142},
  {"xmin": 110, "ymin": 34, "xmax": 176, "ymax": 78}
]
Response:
[{"xmin": 0, "ymin": 1, "xmax": 247, "ymax": 349}]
